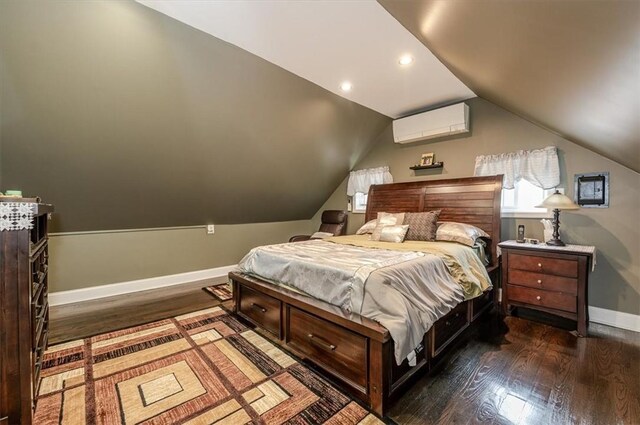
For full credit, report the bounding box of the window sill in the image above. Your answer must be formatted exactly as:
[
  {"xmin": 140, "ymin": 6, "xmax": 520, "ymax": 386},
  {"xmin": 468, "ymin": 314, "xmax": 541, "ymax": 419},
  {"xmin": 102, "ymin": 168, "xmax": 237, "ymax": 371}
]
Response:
[
  {"xmin": 501, "ymin": 211, "xmax": 552, "ymax": 219},
  {"xmin": 351, "ymin": 210, "xmax": 366, "ymax": 214}
]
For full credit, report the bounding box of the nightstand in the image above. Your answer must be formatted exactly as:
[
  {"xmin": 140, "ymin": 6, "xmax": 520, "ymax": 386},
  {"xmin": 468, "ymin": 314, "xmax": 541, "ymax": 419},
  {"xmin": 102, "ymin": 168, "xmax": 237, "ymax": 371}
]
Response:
[{"xmin": 498, "ymin": 240, "xmax": 595, "ymax": 336}]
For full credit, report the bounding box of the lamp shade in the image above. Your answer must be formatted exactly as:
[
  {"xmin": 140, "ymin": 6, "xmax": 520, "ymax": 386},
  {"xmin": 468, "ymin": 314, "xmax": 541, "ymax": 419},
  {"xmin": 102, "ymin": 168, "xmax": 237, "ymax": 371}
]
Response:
[{"xmin": 536, "ymin": 191, "xmax": 580, "ymax": 210}]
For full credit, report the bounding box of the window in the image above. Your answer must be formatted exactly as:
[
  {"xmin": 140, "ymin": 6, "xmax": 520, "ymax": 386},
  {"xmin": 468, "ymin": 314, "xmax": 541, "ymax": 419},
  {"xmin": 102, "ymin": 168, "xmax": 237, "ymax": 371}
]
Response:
[
  {"xmin": 352, "ymin": 192, "xmax": 368, "ymax": 213},
  {"xmin": 502, "ymin": 179, "xmax": 558, "ymax": 218}
]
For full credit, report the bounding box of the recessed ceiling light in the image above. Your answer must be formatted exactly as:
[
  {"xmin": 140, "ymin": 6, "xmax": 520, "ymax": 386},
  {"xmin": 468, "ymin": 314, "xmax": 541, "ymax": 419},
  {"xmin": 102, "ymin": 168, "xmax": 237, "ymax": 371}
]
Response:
[
  {"xmin": 340, "ymin": 81, "xmax": 353, "ymax": 92},
  {"xmin": 398, "ymin": 55, "xmax": 414, "ymax": 66}
]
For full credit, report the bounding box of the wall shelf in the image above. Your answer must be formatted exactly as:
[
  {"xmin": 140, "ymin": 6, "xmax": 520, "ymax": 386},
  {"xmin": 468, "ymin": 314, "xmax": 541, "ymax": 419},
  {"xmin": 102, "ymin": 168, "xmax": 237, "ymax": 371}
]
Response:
[{"xmin": 410, "ymin": 162, "xmax": 444, "ymax": 171}]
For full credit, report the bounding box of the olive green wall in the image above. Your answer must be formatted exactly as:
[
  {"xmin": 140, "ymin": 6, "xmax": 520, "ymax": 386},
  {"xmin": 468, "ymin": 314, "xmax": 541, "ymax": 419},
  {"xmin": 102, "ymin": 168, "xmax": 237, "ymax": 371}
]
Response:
[
  {"xmin": 315, "ymin": 97, "xmax": 640, "ymax": 316},
  {"xmin": 48, "ymin": 220, "xmax": 313, "ymax": 292},
  {"xmin": 0, "ymin": 0, "xmax": 389, "ymax": 232}
]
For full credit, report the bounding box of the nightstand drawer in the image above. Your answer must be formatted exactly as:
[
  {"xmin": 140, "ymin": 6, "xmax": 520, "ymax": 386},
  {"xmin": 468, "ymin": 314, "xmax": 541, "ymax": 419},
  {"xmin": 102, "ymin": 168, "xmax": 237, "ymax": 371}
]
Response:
[
  {"xmin": 508, "ymin": 269, "xmax": 577, "ymax": 295},
  {"xmin": 509, "ymin": 253, "xmax": 577, "ymax": 278},
  {"xmin": 507, "ymin": 284, "xmax": 576, "ymax": 313}
]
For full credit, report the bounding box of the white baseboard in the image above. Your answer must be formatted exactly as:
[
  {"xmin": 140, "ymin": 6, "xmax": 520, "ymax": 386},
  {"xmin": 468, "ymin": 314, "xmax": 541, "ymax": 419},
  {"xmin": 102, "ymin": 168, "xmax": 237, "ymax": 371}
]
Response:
[
  {"xmin": 49, "ymin": 264, "xmax": 237, "ymax": 306},
  {"xmin": 589, "ymin": 306, "xmax": 640, "ymax": 333}
]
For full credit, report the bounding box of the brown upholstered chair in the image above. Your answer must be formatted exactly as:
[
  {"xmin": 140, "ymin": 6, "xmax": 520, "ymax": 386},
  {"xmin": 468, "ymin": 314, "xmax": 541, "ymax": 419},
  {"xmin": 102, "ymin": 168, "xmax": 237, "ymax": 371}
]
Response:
[{"xmin": 289, "ymin": 210, "xmax": 348, "ymax": 242}]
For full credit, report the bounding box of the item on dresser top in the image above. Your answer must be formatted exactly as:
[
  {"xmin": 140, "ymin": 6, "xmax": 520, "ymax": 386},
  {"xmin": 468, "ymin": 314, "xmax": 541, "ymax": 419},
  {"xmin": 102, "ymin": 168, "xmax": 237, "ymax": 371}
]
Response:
[
  {"xmin": 517, "ymin": 225, "xmax": 525, "ymax": 243},
  {"xmin": 536, "ymin": 190, "xmax": 580, "ymax": 246},
  {"xmin": 5, "ymin": 189, "xmax": 23, "ymax": 197},
  {"xmin": 541, "ymin": 219, "xmax": 553, "ymax": 243},
  {"xmin": 499, "ymin": 240, "xmax": 595, "ymax": 336}
]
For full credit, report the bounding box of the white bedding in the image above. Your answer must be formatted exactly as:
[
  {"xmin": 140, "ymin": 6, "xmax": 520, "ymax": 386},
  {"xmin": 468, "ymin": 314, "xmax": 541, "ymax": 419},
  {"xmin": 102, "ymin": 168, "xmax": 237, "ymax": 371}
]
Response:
[{"xmin": 237, "ymin": 236, "xmax": 491, "ymax": 365}]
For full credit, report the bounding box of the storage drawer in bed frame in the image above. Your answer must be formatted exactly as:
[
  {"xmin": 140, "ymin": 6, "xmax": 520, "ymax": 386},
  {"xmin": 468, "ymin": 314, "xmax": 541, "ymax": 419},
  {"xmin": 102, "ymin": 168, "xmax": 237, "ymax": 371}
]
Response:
[{"xmin": 230, "ymin": 269, "xmax": 496, "ymax": 416}]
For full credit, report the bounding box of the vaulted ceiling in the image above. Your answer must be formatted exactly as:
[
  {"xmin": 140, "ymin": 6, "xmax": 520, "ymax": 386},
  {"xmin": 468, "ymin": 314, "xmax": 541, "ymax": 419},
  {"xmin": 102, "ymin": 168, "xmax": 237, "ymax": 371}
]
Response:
[
  {"xmin": 379, "ymin": 0, "xmax": 640, "ymax": 172},
  {"xmin": 137, "ymin": 0, "xmax": 475, "ymax": 118}
]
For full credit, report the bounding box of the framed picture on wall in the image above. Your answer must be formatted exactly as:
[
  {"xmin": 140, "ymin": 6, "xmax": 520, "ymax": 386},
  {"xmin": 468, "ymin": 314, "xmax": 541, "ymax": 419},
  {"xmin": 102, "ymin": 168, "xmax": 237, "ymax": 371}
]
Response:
[{"xmin": 420, "ymin": 153, "xmax": 435, "ymax": 166}]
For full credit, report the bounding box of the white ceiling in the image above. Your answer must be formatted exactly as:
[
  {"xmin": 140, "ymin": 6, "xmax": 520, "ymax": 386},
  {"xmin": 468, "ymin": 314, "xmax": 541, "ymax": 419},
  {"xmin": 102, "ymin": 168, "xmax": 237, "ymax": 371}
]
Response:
[{"xmin": 137, "ymin": 0, "xmax": 475, "ymax": 118}]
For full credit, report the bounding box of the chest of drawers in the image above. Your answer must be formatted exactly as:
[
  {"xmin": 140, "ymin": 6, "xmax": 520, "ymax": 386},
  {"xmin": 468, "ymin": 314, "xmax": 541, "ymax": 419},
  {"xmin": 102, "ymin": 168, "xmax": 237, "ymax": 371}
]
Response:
[
  {"xmin": 499, "ymin": 242, "xmax": 593, "ymax": 336},
  {"xmin": 0, "ymin": 200, "xmax": 53, "ymax": 424}
]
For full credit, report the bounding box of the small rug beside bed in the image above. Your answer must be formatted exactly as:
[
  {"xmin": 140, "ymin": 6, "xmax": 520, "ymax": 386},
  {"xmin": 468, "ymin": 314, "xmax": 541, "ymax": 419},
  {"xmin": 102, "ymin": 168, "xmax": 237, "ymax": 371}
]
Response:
[
  {"xmin": 203, "ymin": 282, "xmax": 233, "ymax": 301},
  {"xmin": 35, "ymin": 307, "xmax": 383, "ymax": 424}
]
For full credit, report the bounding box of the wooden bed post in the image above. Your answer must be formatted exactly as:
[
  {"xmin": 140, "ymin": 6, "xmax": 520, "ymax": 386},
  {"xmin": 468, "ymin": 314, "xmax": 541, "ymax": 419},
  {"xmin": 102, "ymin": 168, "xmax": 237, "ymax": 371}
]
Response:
[{"xmin": 368, "ymin": 339, "xmax": 390, "ymax": 416}]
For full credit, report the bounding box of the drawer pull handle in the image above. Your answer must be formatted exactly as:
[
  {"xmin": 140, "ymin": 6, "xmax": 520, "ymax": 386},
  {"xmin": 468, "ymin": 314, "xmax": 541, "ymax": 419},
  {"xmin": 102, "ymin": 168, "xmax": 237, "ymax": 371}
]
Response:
[
  {"xmin": 536, "ymin": 296, "xmax": 541, "ymax": 301},
  {"xmin": 538, "ymin": 263, "xmax": 542, "ymax": 268},
  {"xmin": 251, "ymin": 303, "xmax": 267, "ymax": 313},
  {"xmin": 537, "ymin": 279, "xmax": 542, "ymax": 284},
  {"xmin": 307, "ymin": 333, "xmax": 336, "ymax": 351},
  {"xmin": 445, "ymin": 321, "xmax": 451, "ymax": 326}
]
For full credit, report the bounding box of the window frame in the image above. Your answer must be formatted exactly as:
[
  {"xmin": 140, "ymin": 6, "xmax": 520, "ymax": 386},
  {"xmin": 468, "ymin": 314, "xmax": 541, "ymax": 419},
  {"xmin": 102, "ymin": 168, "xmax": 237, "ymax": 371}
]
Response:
[
  {"xmin": 501, "ymin": 180, "xmax": 560, "ymax": 219},
  {"xmin": 351, "ymin": 192, "xmax": 368, "ymax": 214}
]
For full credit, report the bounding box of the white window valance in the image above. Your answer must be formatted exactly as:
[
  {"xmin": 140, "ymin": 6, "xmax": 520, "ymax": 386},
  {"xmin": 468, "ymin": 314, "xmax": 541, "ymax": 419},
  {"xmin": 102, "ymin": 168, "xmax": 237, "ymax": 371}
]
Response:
[
  {"xmin": 474, "ymin": 146, "xmax": 560, "ymax": 190},
  {"xmin": 346, "ymin": 166, "xmax": 393, "ymax": 196}
]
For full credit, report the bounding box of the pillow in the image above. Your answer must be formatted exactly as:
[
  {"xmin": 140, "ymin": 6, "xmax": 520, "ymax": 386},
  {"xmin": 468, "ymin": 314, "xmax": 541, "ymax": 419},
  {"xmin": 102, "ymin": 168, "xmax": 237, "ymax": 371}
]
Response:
[
  {"xmin": 378, "ymin": 225, "xmax": 410, "ymax": 243},
  {"xmin": 371, "ymin": 212, "xmax": 405, "ymax": 241},
  {"xmin": 310, "ymin": 231, "xmax": 335, "ymax": 239},
  {"xmin": 356, "ymin": 219, "xmax": 377, "ymax": 235},
  {"xmin": 377, "ymin": 211, "xmax": 405, "ymax": 224},
  {"xmin": 403, "ymin": 210, "xmax": 441, "ymax": 241},
  {"xmin": 436, "ymin": 222, "xmax": 490, "ymax": 247}
]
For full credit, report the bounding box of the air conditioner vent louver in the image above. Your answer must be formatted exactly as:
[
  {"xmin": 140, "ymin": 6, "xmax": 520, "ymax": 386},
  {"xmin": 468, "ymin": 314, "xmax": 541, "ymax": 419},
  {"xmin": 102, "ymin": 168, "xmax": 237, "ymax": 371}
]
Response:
[{"xmin": 393, "ymin": 103, "xmax": 469, "ymax": 144}]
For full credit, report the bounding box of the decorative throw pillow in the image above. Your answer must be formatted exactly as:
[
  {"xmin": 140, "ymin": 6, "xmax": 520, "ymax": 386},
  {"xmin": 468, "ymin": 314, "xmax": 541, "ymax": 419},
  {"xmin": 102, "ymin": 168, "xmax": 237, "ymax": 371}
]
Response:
[
  {"xmin": 436, "ymin": 222, "xmax": 490, "ymax": 247},
  {"xmin": 404, "ymin": 210, "xmax": 441, "ymax": 241},
  {"xmin": 378, "ymin": 225, "xmax": 410, "ymax": 243},
  {"xmin": 371, "ymin": 212, "xmax": 405, "ymax": 241},
  {"xmin": 356, "ymin": 219, "xmax": 377, "ymax": 235}
]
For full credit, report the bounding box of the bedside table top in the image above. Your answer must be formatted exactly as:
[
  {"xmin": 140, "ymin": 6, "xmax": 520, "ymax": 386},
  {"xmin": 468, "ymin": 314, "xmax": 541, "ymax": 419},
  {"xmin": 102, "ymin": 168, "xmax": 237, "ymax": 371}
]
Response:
[{"xmin": 498, "ymin": 240, "xmax": 596, "ymax": 271}]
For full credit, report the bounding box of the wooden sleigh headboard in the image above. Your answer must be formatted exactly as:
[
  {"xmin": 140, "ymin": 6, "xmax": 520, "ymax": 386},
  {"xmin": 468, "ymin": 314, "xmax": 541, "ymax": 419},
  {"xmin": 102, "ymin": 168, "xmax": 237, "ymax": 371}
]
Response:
[{"xmin": 365, "ymin": 175, "xmax": 503, "ymax": 267}]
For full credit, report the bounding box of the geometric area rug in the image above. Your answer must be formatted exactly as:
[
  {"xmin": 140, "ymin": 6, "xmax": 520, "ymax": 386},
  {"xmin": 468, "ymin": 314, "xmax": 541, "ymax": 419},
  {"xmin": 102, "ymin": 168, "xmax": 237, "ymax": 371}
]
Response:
[
  {"xmin": 34, "ymin": 306, "xmax": 383, "ymax": 424},
  {"xmin": 203, "ymin": 283, "xmax": 233, "ymax": 301}
]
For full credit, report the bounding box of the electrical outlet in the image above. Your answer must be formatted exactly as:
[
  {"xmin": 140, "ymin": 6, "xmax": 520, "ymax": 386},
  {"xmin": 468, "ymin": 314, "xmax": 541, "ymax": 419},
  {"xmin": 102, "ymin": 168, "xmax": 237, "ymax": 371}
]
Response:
[{"xmin": 206, "ymin": 224, "xmax": 215, "ymax": 235}]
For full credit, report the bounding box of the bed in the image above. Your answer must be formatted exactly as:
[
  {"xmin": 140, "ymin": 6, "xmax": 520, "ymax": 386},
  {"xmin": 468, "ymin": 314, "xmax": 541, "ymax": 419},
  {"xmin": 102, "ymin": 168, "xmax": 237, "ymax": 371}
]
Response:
[{"xmin": 229, "ymin": 175, "xmax": 503, "ymax": 416}]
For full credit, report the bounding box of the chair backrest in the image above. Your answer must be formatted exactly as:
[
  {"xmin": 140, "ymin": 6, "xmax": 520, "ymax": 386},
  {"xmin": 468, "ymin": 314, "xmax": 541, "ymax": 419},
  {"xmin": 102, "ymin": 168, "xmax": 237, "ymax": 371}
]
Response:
[{"xmin": 318, "ymin": 210, "xmax": 348, "ymax": 236}]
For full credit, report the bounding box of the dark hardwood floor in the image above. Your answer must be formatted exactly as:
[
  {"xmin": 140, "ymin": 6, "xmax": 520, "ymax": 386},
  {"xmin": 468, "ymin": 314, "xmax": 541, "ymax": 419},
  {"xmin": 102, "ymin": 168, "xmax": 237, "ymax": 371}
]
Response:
[
  {"xmin": 49, "ymin": 277, "xmax": 228, "ymax": 344},
  {"xmin": 50, "ymin": 283, "xmax": 639, "ymax": 425}
]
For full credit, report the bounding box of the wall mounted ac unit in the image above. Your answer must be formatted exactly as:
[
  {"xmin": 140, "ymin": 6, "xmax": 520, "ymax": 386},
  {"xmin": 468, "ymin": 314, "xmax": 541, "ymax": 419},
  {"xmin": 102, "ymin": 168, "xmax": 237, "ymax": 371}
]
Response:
[{"xmin": 393, "ymin": 102, "xmax": 469, "ymax": 144}]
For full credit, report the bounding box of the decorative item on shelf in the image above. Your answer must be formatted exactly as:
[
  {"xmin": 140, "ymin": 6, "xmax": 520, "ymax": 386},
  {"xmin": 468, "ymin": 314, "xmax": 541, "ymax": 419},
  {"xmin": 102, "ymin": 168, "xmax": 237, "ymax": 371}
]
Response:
[
  {"xmin": 575, "ymin": 172, "xmax": 609, "ymax": 208},
  {"xmin": 536, "ymin": 190, "xmax": 579, "ymax": 246},
  {"xmin": 409, "ymin": 161, "xmax": 444, "ymax": 171},
  {"xmin": 420, "ymin": 152, "xmax": 435, "ymax": 166}
]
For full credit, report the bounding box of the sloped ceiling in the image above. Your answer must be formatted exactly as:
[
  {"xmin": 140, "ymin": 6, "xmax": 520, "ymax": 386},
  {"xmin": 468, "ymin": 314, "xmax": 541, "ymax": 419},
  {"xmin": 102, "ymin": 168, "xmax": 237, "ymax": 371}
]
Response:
[
  {"xmin": 0, "ymin": 0, "xmax": 389, "ymax": 232},
  {"xmin": 137, "ymin": 0, "xmax": 474, "ymax": 118},
  {"xmin": 379, "ymin": 0, "xmax": 640, "ymax": 172}
]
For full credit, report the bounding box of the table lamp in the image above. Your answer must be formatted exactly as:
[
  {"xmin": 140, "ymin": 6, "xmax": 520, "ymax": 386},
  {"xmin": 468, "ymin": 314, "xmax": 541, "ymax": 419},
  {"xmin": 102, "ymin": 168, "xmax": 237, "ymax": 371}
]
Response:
[{"xmin": 536, "ymin": 190, "xmax": 579, "ymax": 246}]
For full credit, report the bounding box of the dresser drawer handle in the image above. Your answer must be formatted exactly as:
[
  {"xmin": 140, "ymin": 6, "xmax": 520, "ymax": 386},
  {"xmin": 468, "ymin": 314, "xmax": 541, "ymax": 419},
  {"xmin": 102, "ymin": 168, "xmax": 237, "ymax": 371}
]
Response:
[
  {"xmin": 537, "ymin": 279, "xmax": 542, "ymax": 284},
  {"xmin": 307, "ymin": 333, "xmax": 337, "ymax": 351},
  {"xmin": 536, "ymin": 296, "xmax": 541, "ymax": 301},
  {"xmin": 537, "ymin": 263, "xmax": 542, "ymax": 268},
  {"xmin": 251, "ymin": 303, "xmax": 267, "ymax": 313}
]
